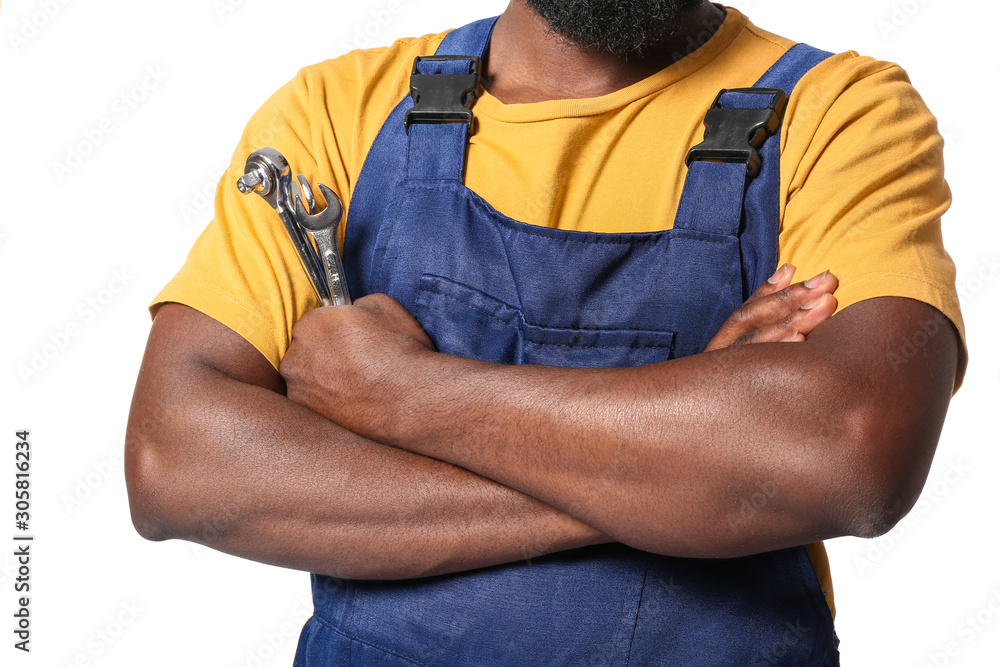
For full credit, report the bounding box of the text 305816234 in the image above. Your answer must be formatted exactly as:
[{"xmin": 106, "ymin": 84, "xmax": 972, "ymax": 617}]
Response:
[{"xmin": 13, "ymin": 430, "xmax": 32, "ymax": 652}]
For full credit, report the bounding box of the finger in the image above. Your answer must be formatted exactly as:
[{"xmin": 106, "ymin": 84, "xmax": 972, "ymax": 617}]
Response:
[
  {"xmin": 354, "ymin": 293, "xmax": 436, "ymax": 349},
  {"xmin": 802, "ymin": 270, "xmax": 839, "ymax": 294},
  {"xmin": 745, "ymin": 264, "xmax": 796, "ymax": 305},
  {"xmin": 794, "ymin": 292, "xmax": 839, "ymax": 337},
  {"xmin": 290, "ymin": 303, "xmax": 334, "ymax": 340},
  {"xmin": 352, "ymin": 292, "xmax": 401, "ymax": 315},
  {"xmin": 732, "ymin": 293, "xmax": 838, "ymax": 346},
  {"xmin": 743, "ymin": 271, "xmax": 839, "ymax": 326},
  {"xmin": 704, "ymin": 271, "xmax": 839, "ymax": 352},
  {"xmin": 352, "ymin": 293, "xmax": 414, "ymax": 328}
]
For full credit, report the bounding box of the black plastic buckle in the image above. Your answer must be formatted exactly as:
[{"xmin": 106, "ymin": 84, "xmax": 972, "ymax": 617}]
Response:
[
  {"xmin": 404, "ymin": 56, "xmax": 481, "ymax": 133},
  {"xmin": 685, "ymin": 88, "xmax": 788, "ymax": 178}
]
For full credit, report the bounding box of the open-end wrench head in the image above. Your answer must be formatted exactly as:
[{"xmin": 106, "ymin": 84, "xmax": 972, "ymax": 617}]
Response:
[
  {"xmin": 294, "ymin": 175, "xmax": 317, "ymax": 215},
  {"xmin": 293, "ymin": 182, "xmax": 343, "ymax": 233}
]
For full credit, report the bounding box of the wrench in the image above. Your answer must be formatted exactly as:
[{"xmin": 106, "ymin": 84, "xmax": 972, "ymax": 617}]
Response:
[
  {"xmin": 237, "ymin": 148, "xmax": 335, "ymax": 306},
  {"xmin": 292, "ymin": 179, "xmax": 351, "ymax": 307}
]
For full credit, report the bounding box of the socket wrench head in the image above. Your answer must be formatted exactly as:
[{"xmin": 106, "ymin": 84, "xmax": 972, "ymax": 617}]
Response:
[{"xmin": 237, "ymin": 148, "xmax": 292, "ymax": 211}]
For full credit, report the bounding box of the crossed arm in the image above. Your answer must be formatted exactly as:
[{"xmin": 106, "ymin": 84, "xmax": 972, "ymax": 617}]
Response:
[{"xmin": 125, "ymin": 266, "xmax": 959, "ymax": 578}]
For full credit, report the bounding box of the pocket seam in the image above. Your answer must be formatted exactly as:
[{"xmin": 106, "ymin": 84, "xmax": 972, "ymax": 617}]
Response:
[
  {"xmin": 522, "ymin": 340, "xmax": 675, "ymax": 351},
  {"xmin": 416, "ymin": 283, "xmax": 518, "ymax": 324},
  {"xmin": 420, "ymin": 287, "xmax": 677, "ymax": 349}
]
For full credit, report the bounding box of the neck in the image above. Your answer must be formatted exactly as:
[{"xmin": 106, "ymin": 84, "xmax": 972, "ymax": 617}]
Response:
[{"xmin": 484, "ymin": 1, "xmax": 726, "ymax": 104}]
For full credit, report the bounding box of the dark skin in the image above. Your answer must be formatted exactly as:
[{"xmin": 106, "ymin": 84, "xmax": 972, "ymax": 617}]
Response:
[
  {"xmin": 127, "ymin": 268, "xmax": 845, "ymax": 577},
  {"xmin": 126, "ymin": 0, "xmax": 960, "ymax": 577},
  {"xmin": 486, "ymin": 1, "xmax": 728, "ymax": 102},
  {"xmin": 280, "ymin": 290, "xmax": 957, "ymax": 558}
]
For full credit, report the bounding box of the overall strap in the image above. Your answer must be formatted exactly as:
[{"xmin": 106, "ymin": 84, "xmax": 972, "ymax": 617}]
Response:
[
  {"xmin": 437, "ymin": 16, "xmax": 497, "ymax": 58},
  {"xmin": 404, "ymin": 17, "xmax": 498, "ymax": 181},
  {"xmin": 674, "ymin": 43, "xmax": 833, "ymax": 296},
  {"xmin": 755, "ymin": 43, "xmax": 835, "ymax": 90},
  {"xmin": 344, "ymin": 17, "xmax": 498, "ymax": 298}
]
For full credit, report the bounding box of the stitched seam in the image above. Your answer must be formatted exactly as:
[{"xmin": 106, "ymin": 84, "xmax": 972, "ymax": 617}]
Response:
[
  {"xmin": 502, "ymin": 234, "xmax": 731, "ymax": 247},
  {"xmin": 407, "ymin": 183, "xmax": 734, "ymax": 245},
  {"xmin": 794, "ymin": 547, "xmax": 838, "ymax": 665},
  {"xmin": 524, "ymin": 341, "xmax": 674, "ymax": 351},
  {"xmin": 164, "ymin": 279, "xmax": 270, "ymax": 324},
  {"xmin": 743, "ymin": 25, "xmax": 791, "ymax": 52},
  {"xmin": 841, "ymin": 271, "xmax": 952, "ymax": 291},
  {"xmin": 477, "ymin": 12, "xmax": 742, "ymax": 124},
  {"xmin": 494, "ymin": 214, "xmax": 528, "ymax": 314},
  {"xmin": 417, "ymin": 287, "xmax": 518, "ymax": 322},
  {"xmin": 623, "ymin": 556, "xmax": 651, "ymax": 667},
  {"xmin": 309, "ymin": 614, "xmax": 431, "ymax": 667},
  {"xmin": 523, "ymin": 325, "xmax": 675, "ymax": 334},
  {"xmin": 419, "ymin": 287, "xmax": 677, "ymax": 347}
]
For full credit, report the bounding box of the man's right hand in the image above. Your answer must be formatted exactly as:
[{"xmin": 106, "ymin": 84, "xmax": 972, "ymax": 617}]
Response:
[
  {"xmin": 124, "ymin": 303, "xmax": 608, "ymax": 581},
  {"xmin": 704, "ymin": 265, "xmax": 839, "ymax": 353},
  {"xmin": 125, "ymin": 266, "xmax": 839, "ymax": 579}
]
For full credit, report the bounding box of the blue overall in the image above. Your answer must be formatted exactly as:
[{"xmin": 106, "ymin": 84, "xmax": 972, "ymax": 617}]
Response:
[{"xmin": 294, "ymin": 17, "xmax": 839, "ymax": 667}]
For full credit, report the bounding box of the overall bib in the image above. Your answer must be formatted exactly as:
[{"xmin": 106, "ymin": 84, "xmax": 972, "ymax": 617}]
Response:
[{"xmin": 295, "ymin": 17, "xmax": 839, "ymax": 667}]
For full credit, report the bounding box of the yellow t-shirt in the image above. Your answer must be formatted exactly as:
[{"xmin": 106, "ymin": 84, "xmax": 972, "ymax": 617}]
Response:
[{"xmin": 152, "ymin": 8, "xmax": 969, "ymax": 620}]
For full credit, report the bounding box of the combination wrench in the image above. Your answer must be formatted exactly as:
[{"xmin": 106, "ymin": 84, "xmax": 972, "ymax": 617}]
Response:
[
  {"xmin": 292, "ymin": 180, "xmax": 351, "ymax": 307},
  {"xmin": 236, "ymin": 147, "xmax": 351, "ymax": 307}
]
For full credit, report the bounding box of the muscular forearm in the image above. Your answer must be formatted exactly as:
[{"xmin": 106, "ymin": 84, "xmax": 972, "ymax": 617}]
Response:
[
  {"xmin": 349, "ymin": 299, "xmax": 956, "ymax": 558},
  {"xmin": 125, "ymin": 305, "xmax": 606, "ymax": 580},
  {"xmin": 392, "ymin": 339, "xmax": 849, "ymax": 556}
]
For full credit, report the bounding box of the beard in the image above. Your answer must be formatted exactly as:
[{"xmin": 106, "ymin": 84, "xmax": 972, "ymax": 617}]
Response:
[{"xmin": 523, "ymin": 0, "xmax": 705, "ymax": 56}]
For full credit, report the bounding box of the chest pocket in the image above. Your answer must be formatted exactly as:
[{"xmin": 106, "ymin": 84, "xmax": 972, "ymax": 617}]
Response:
[{"xmin": 415, "ymin": 274, "xmax": 677, "ymax": 368}]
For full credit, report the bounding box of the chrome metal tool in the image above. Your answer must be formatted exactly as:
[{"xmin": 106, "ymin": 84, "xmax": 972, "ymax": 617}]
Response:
[
  {"xmin": 292, "ymin": 178, "xmax": 351, "ymax": 307},
  {"xmin": 237, "ymin": 148, "xmax": 350, "ymax": 306}
]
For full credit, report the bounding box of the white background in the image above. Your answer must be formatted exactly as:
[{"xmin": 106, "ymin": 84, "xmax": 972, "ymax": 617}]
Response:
[{"xmin": 0, "ymin": 0, "xmax": 997, "ymax": 665}]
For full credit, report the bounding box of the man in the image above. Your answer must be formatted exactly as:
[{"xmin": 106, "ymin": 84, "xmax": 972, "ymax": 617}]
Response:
[{"xmin": 125, "ymin": 0, "xmax": 965, "ymax": 664}]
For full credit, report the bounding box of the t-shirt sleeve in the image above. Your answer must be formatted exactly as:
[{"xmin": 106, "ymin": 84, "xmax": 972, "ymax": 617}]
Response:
[
  {"xmin": 150, "ymin": 62, "xmax": 357, "ymax": 369},
  {"xmin": 777, "ymin": 53, "xmax": 967, "ymax": 390}
]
